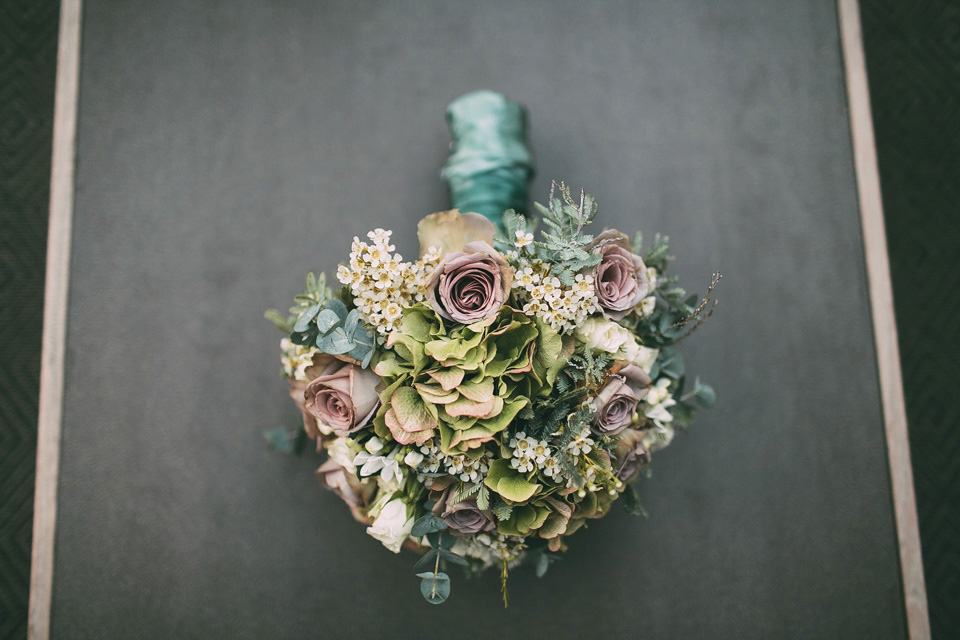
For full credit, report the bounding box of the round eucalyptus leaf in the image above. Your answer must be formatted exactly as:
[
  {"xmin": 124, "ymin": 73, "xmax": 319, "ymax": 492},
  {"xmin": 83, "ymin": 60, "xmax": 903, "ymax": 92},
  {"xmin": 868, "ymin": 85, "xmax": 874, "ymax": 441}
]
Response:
[{"xmin": 417, "ymin": 572, "xmax": 450, "ymax": 604}]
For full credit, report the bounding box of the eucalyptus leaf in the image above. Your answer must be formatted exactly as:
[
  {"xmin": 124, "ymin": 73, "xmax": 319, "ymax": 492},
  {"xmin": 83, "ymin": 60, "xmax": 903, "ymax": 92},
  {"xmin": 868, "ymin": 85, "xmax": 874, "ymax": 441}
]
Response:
[
  {"xmin": 427, "ymin": 530, "xmax": 456, "ymax": 550},
  {"xmin": 314, "ymin": 309, "xmax": 340, "ymax": 334},
  {"xmin": 535, "ymin": 552, "xmax": 550, "ymax": 578},
  {"xmin": 263, "ymin": 427, "xmax": 296, "ymax": 454},
  {"xmin": 411, "ymin": 514, "xmax": 448, "ymax": 537},
  {"xmin": 693, "ymin": 378, "xmax": 716, "ymax": 408},
  {"xmin": 292, "ymin": 303, "xmax": 322, "ymax": 332},
  {"xmin": 344, "ymin": 309, "xmax": 359, "ymax": 335},
  {"xmin": 417, "ymin": 572, "xmax": 451, "ymax": 605},
  {"xmin": 439, "ymin": 548, "xmax": 468, "ymax": 566},
  {"xmin": 413, "ymin": 548, "xmax": 439, "ymax": 570},
  {"xmin": 323, "ymin": 298, "xmax": 348, "ymax": 318}
]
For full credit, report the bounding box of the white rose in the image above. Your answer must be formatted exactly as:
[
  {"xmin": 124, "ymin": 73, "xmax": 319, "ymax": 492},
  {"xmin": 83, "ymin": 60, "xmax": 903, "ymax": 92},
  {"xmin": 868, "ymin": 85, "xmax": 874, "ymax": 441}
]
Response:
[
  {"xmin": 365, "ymin": 498, "xmax": 414, "ymax": 553},
  {"xmin": 621, "ymin": 339, "xmax": 659, "ymax": 373},
  {"xmin": 574, "ymin": 317, "xmax": 630, "ymax": 353}
]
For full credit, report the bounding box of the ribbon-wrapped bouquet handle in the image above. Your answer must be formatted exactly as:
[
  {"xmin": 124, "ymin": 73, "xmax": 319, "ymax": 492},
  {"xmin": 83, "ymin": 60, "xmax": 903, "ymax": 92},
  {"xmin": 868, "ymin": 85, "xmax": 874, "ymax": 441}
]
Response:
[{"xmin": 441, "ymin": 90, "xmax": 534, "ymax": 230}]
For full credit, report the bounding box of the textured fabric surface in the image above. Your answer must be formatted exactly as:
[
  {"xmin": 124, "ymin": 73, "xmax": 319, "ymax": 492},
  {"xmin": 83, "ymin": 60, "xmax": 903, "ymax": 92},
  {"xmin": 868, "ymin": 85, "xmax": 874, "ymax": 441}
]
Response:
[
  {"xmin": 46, "ymin": 1, "xmax": 906, "ymax": 638},
  {"xmin": 0, "ymin": 0, "xmax": 58, "ymax": 638},
  {"xmin": 862, "ymin": 1, "xmax": 960, "ymax": 637}
]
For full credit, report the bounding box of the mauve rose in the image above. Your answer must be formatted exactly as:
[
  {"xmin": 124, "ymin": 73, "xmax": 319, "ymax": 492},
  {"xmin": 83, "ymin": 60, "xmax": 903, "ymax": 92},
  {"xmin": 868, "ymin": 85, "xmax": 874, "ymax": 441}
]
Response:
[
  {"xmin": 289, "ymin": 379, "xmax": 324, "ymax": 444},
  {"xmin": 304, "ymin": 361, "xmax": 381, "ymax": 437},
  {"xmin": 426, "ymin": 241, "xmax": 514, "ymax": 324},
  {"xmin": 614, "ymin": 428, "xmax": 652, "ymax": 483},
  {"xmin": 591, "ymin": 364, "xmax": 651, "ymax": 436},
  {"xmin": 587, "ymin": 230, "xmax": 650, "ymax": 320},
  {"xmin": 432, "ymin": 489, "xmax": 495, "ymax": 534},
  {"xmin": 315, "ymin": 458, "xmax": 363, "ymax": 507}
]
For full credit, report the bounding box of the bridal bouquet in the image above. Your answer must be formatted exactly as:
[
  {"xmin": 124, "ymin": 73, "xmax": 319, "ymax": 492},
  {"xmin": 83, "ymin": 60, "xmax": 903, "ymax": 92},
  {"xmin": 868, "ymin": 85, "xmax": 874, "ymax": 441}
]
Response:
[{"xmin": 266, "ymin": 92, "xmax": 717, "ymax": 605}]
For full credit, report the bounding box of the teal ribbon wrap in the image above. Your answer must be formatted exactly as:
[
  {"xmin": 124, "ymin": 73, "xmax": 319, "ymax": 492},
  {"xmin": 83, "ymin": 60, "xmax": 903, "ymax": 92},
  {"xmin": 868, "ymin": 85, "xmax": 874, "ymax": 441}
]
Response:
[{"xmin": 441, "ymin": 91, "xmax": 534, "ymax": 230}]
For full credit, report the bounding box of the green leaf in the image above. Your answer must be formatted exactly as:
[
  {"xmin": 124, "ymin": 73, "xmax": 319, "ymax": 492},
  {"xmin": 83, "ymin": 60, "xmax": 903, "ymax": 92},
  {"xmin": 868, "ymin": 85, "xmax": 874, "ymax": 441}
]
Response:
[
  {"xmin": 417, "ymin": 572, "xmax": 451, "ymax": 605},
  {"xmin": 413, "ymin": 548, "xmax": 439, "ymax": 570},
  {"xmin": 693, "ymin": 378, "xmax": 716, "ymax": 408},
  {"xmin": 658, "ymin": 350, "xmax": 685, "ymax": 379},
  {"xmin": 264, "ymin": 309, "xmax": 294, "ymax": 333},
  {"xmin": 262, "ymin": 427, "xmax": 301, "ymax": 454},
  {"xmin": 492, "ymin": 501, "xmax": 513, "ymax": 521},
  {"xmin": 476, "ymin": 485, "xmax": 490, "ymax": 510},
  {"xmin": 535, "ymin": 552, "xmax": 550, "ymax": 578},
  {"xmin": 621, "ymin": 483, "xmax": 648, "ymax": 518},
  {"xmin": 451, "ymin": 482, "xmax": 482, "ymax": 504},
  {"xmin": 497, "ymin": 474, "xmax": 540, "ymax": 502},
  {"xmin": 293, "ymin": 303, "xmax": 322, "ymax": 332},
  {"xmin": 411, "ymin": 514, "xmax": 448, "ymax": 537},
  {"xmin": 314, "ymin": 308, "xmax": 340, "ymax": 334},
  {"xmin": 439, "ymin": 548, "xmax": 468, "ymax": 566},
  {"xmin": 318, "ymin": 328, "xmax": 353, "ymax": 354},
  {"xmin": 426, "ymin": 530, "xmax": 456, "ymax": 550},
  {"xmin": 323, "ymin": 298, "xmax": 348, "ymax": 318}
]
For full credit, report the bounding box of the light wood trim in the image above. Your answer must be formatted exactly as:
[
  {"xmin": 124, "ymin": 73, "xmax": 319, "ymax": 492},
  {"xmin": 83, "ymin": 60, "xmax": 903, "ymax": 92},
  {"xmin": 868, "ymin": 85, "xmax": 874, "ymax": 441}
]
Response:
[
  {"xmin": 28, "ymin": 0, "xmax": 83, "ymax": 637},
  {"xmin": 837, "ymin": 1, "xmax": 930, "ymax": 638}
]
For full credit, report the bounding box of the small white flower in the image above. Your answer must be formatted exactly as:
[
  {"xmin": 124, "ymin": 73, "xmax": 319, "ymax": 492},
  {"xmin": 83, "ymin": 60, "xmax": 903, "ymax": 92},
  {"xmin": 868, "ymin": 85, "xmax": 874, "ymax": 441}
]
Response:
[
  {"xmin": 514, "ymin": 229, "xmax": 534, "ymax": 248},
  {"xmin": 403, "ymin": 450, "xmax": 424, "ymax": 467},
  {"xmin": 541, "ymin": 457, "xmax": 560, "ymax": 478},
  {"xmin": 638, "ymin": 295, "xmax": 657, "ymax": 317},
  {"xmin": 645, "ymin": 378, "xmax": 672, "ymax": 406},
  {"xmin": 384, "ymin": 302, "xmax": 402, "ymax": 321},
  {"xmin": 511, "ymin": 457, "xmax": 534, "ymax": 473},
  {"xmin": 353, "ymin": 450, "xmax": 403, "ymax": 487},
  {"xmin": 365, "ymin": 437, "xmax": 384, "ymax": 454},
  {"xmin": 532, "ymin": 441, "xmax": 550, "ymax": 464}
]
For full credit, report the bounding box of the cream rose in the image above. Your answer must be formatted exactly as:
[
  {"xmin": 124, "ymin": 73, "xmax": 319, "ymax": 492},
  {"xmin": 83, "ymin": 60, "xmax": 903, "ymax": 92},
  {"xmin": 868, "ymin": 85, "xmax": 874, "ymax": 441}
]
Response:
[
  {"xmin": 365, "ymin": 499, "xmax": 414, "ymax": 553},
  {"xmin": 574, "ymin": 317, "xmax": 631, "ymax": 354}
]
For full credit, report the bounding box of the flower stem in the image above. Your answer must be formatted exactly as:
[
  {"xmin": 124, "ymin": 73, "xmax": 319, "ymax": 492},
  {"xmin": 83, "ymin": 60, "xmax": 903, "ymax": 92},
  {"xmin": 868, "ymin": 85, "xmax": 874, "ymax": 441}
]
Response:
[{"xmin": 500, "ymin": 548, "xmax": 510, "ymax": 609}]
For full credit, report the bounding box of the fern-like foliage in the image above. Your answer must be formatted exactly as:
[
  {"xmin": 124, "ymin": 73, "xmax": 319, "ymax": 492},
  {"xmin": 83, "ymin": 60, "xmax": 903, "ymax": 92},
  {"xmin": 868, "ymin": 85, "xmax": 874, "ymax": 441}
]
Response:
[{"xmin": 532, "ymin": 182, "xmax": 602, "ymax": 285}]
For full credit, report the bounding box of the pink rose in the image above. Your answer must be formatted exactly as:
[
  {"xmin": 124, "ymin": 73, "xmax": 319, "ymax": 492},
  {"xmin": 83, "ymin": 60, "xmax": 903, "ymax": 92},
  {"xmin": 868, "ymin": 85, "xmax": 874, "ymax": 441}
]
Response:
[
  {"xmin": 304, "ymin": 361, "xmax": 381, "ymax": 437},
  {"xmin": 590, "ymin": 364, "xmax": 651, "ymax": 436},
  {"xmin": 432, "ymin": 486, "xmax": 495, "ymax": 534},
  {"xmin": 587, "ymin": 230, "xmax": 650, "ymax": 320},
  {"xmin": 288, "ymin": 379, "xmax": 323, "ymax": 444},
  {"xmin": 614, "ymin": 428, "xmax": 652, "ymax": 483},
  {"xmin": 426, "ymin": 241, "xmax": 514, "ymax": 324}
]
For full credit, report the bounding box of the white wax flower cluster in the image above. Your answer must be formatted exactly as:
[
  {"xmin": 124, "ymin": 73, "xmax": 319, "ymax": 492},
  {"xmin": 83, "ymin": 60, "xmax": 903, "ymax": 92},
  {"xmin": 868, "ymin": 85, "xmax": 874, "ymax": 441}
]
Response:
[
  {"xmin": 417, "ymin": 442, "xmax": 492, "ymax": 484},
  {"xmin": 337, "ymin": 229, "xmax": 442, "ymax": 339},
  {"xmin": 643, "ymin": 378, "xmax": 677, "ymax": 428},
  {"xmin": 279, "ymin": 337, "xmax": 320, "ymax": 381},
  {"xmin": 511, "ymin": 261, "xmax": 599, "ymax": 332},
  {"xmin": 508, "ymin": 432, "xmax": 561, "ymax": 479}
]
